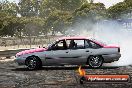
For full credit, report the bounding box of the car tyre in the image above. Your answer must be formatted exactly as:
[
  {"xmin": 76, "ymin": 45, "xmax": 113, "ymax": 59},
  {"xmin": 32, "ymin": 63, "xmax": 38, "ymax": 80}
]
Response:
[
  {"xmin": 87, "ymin": 55, "xmax": 103, "ymax": 68},
  {"xmin": 25, "ymin": 56, "xmax": 42, "ymax": 70}
]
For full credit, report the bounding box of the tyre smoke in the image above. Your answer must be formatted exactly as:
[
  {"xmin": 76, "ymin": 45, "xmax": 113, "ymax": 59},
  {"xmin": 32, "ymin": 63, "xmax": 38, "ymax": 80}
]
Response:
[
  {"xmin": 94, "ymin": 21, "xmax": 132, "ymax": 66},
  {"xmin": 66, "ymin": 19, "xmax": 132, "ymax": 66}
]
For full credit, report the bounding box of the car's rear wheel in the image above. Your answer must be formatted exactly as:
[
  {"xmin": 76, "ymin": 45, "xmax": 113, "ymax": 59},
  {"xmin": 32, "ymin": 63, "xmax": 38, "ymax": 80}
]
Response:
[
  {"xmin": 87, "ymin": 55, "xmax": 103, "ymax": 68},
  {"xmin": 25, "ymin": 56, "xmax": 42, "ymax": 70}
]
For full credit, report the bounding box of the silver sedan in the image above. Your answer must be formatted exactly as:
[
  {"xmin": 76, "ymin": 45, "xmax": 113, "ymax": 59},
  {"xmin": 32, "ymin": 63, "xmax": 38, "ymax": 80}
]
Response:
[{"xmin": 15, "ymin": 37, "xmax": 121, "ymax": 70}]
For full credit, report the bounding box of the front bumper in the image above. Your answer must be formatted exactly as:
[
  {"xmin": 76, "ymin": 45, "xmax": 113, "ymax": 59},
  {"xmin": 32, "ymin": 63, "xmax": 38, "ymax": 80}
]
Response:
[
  {"xmin": 102, "ymin": 53, "xmax": 121, "ymax": 63},
  {"xmin": 14, "ymin": 56, "xmax": 26, "ymax": 65}
]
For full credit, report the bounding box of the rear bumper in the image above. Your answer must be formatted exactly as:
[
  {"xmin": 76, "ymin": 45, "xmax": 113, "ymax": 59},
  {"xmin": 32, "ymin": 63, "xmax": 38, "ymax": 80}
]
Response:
[{"xmin": 102, "ymin": 53, "xmax": 121, "ymax": 63}]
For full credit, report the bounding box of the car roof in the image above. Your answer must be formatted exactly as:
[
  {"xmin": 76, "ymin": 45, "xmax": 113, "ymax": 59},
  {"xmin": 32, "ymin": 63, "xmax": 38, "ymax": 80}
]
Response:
[{"xmin": 58, "ymin": 36, "xmax": 89, "ymax": 40}]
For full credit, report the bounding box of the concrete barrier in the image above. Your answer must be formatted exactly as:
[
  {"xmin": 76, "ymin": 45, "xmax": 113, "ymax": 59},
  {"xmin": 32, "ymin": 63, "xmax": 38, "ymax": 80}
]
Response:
[{"xmin": 0, "ymin": 49, "xmax": 29, "ymax": 57}]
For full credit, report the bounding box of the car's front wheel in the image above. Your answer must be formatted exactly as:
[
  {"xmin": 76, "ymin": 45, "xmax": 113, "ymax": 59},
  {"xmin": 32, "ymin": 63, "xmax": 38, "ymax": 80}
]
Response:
[
  {"xmin": 25, "ymin": 56, "xmax": 42, "ymax": 70},
  {"xmin": 87, "ymin": 56, "xmax": 103, "ymax": 68}
]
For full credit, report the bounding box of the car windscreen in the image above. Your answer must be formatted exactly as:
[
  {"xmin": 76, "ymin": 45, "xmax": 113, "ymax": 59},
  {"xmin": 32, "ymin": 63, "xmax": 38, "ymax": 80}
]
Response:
[{"xmin": 90, "ymin": 38, "xmax": 107, "ymax": 46}]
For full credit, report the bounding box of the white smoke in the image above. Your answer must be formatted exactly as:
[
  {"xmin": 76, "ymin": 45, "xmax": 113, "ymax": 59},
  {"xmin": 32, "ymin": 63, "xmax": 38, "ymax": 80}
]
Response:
[
  {"xmin": 67, "ymin": 19, "xmax": 132, "ymax": 66},
  {"xmin": 94, "ymin": 20, "xmax": 132, "ymax": 66}
]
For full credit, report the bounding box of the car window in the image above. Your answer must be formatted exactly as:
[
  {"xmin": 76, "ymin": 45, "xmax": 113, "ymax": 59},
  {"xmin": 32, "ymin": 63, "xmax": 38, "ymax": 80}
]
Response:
[
  {"xmin": 51, "ymin": 40, "xmax": 67, "ymax": 50},
  {"xmin": 85, "ymin": 40, "xmax": 102, "ymax": 49},
  {"xmin": 84, "ymin": 40, "xmax": 91, "ymax": 48},
  {"xmin": 66, "ymin": 39, "xmax": 84, "ymax": 49},
  {"xmin": 90, "ymin": 38, "xmax": 107, "ymax": 46},
  {"xmin": 57, "ymin": 41, "xmax": 63, "ymax": 47},
  {"xmin": 89, "ymin": 41, "xmax": 101, "ymax": 49}
]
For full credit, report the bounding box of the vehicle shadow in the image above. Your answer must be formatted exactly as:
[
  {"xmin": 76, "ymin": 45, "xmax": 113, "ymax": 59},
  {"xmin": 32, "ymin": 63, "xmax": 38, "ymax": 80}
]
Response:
[{"xmin": 11, "ymin": 66, "xmax": 119, "ymax": 71}]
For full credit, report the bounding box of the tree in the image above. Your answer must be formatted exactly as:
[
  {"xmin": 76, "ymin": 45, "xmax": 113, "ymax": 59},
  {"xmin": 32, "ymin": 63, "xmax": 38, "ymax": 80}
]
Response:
[
  {"xmin": 124, "ymin": 0, "xmax": 132, "ymax": 2},
  {"xmin": 44, "ymin": 10, "xmax": 72, "ymax": 35},
  {"xmin": 18, "ymin": 0, "xmax": 40, "ymax": 17},
  {"xmin": 20, "ymin": 17, "xmax": 45, "ymax": 46},
  {"xmin": 65, "ymin": 2, "xmax": 106, "ymax": 32},
  {"xmin": 39, "ymin": 0, "xmax": 88, "ymax": 18},
  {"xmin": 22, "ymin": 17, "xmax": 45, "ymax": 37},
  {"xmin": 0, "ymin": 0, "xmax": 18, "ymax": 16},
  {"xmin": 107, "ymin": 0, "xmax": 132, "ymax": 19},
  {"xmin": 74, "ymin": 3, "xmax": 106, "ymax": 19},
  {"xmin": 0, "ymin": 0, "xmax": 108, "ymax": 38},
  {"xmin": 73, "ymin": 3, "xmax": 106, "ymax": 24},
  {"xmin": 0, "ymin": 1, "xmax": 18, "ymax": 37},
  {"xmin": 0, "ymin": 14, "xmax": 17, "ymax": 37}
]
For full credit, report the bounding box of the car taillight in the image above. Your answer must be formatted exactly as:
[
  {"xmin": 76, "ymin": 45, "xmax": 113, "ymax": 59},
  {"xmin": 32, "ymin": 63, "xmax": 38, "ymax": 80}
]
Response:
[{"xmin": 118, "ymin": 48, "xmax": 120, "ymax": 52}]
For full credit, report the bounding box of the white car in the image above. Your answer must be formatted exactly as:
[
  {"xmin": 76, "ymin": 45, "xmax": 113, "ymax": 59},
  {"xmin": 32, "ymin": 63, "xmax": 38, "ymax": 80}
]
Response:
[{"xmin": 15, "ymin": 37, "xmax": 121, "ymax": 70}]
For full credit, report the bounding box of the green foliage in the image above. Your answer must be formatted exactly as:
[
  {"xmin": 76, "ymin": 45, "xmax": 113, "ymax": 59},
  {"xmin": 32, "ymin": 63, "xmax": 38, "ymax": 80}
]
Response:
[
  {"xmin": 39, "ymin": 0, "xmax": 88, "ymax": 17},
  {"xmin": 44, "ymin": 10, "xmax": 72, "ymax": 35},
  {"xmin": 0, "ymin": 0, "xmax": 18, "ymax": 16},
  {"xmin": 0, "ymin": 12, "xmax": 17, "ymax": 37},
  {"xmin": 74, "ymin": 3, "xmax": 106, "ymax": 22},
  {"xmin": 22, "ymin": 17, "xmax": 45, "ymax": 36},
  {"xmin": 18, "ymin": 0, "xmax": 40, "ymax": 17},
  {"xmin": 107, "ymin": 0, "xmax": 132, "ymax": 19},
  {"xmin": 2, "ymin": 0, "xmax": 130, "ymax": 37}
]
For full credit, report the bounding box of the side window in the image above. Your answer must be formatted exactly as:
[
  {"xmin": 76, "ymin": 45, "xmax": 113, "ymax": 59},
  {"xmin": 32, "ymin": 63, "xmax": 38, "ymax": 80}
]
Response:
[
  {"xmin": 75, "ymin": 40, "xmax": 84, "ymax": 49},
  {"xmin": 51, "ymin": 40, "xmax": 67, "ymax": 50},
  {"xmin": 85, "ymin": 40, "xmax": 101, "ymax": 49},
  {"xmin": 57, "ymin": 41, "xmax": 63, "ymax": 47},
  {"xmin": 67, "ymin": 40, "xmax": 84, "ymax": 49},
  {"xmin": 84, "ymin": 40, "xmax": 91, "ymax": 48}
]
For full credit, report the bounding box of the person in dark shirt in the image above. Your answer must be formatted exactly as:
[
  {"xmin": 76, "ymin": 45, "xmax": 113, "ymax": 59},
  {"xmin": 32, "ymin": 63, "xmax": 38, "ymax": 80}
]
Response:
[{"xmin": 69, "ymin": 40, "xmax": 76, "ymax": 49}]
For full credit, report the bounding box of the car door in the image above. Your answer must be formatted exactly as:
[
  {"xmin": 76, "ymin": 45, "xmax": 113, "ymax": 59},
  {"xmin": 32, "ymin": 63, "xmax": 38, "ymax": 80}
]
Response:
[
  {"xmin": 86, "ymin": 39, "xmax": 104, "ymax": 55},
  {"xmin": 45, "ymin": 39, "xmax": 69, "ymax": 65},
  {"xmin": 63, "ymin": 39, "xmax": 91, "ymax": 65}
]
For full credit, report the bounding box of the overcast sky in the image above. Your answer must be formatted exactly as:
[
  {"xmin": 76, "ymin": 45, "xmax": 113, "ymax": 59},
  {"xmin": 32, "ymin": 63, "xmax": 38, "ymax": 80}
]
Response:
[
  {"xmin": 94, "ymin": 0, "xmax": 124, "ymax": 8},
  {"xmin": 3, "ymin": 0, "xmax": 124, "ymax": 8}
]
